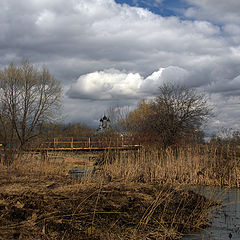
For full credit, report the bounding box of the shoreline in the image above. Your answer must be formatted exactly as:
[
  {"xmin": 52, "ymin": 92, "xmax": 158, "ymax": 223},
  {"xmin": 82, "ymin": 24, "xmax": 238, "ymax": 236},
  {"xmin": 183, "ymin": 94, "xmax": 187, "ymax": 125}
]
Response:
[
  {"xmin": 0, "ymin": 172, "xmax": 216, "ymax": 240},
  {"xmin": 1, "ymin": 144, "xmax": 239, "ymax": 239}
]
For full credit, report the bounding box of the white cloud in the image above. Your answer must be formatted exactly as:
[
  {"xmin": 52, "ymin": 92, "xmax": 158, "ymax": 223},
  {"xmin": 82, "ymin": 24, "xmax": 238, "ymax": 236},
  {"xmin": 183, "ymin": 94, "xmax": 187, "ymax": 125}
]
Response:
[
  {"xmin": 208, "ymin": 93, "xmax": 240, "ymax": 132},
  {"xmin": 0, "ymin": 0, "xmax": 228, "ymax": 74},
  {"xmin": 68, "ymin": 66, "xmax": 191, "ymax": 100},
  {"xmin": 68, "ymin": 69, "xmax": 143, "ymax": 100},
  {"xmin": 0, "ymin": 0, "xmax": 240, "ymax": 130},
  {"xmin": 184, "ymin": 0, "xmax": 240, "ymax": 24},
  {"xmin": 35, "ymin": 9, "xmax": 56, "ymax": 27}
]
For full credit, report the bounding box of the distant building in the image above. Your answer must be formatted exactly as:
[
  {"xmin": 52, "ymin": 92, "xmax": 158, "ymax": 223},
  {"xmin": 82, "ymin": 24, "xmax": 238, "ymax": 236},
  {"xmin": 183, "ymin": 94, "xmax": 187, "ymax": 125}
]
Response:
[{"xmin": 97, "ymin": 115, "xmax": 111, "ymax": 132}]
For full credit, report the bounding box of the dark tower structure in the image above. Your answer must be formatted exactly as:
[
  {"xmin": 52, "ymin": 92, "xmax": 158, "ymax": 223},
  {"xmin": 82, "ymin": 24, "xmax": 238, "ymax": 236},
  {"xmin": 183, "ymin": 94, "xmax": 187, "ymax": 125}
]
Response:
[{"xmin": 97, "ymin": 115, "xmax": 111, "ymax": 132}]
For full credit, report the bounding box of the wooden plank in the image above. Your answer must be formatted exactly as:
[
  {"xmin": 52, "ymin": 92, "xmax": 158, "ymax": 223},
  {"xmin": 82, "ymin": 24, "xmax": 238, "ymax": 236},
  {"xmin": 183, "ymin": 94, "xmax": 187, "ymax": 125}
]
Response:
[
  {"xmin": 28, "ymin": 145, "xmax": 141, "ymax": 152},
  {"xmin": 25, "ymin": 136, "xmax": 142, "ymax": 152}
]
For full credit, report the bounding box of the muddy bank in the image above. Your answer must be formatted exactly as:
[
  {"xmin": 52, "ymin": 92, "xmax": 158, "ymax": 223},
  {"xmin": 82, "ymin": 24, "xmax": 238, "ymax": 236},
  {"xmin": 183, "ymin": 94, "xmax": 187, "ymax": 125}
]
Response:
[{"xmin": 0, "ymin": 181, "xmax": 215, "ymax": 240}]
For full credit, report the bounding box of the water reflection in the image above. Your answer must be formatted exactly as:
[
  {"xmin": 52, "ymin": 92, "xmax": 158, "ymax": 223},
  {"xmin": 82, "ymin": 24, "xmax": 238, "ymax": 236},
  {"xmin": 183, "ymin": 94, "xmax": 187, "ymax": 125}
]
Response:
[
  {"xmin": 69, "ymin": 167, "xmax": 93, "ymax": 179},
  {"xmin": 183, "ymin": 187, "xmax": 240, "ymax": 240}
]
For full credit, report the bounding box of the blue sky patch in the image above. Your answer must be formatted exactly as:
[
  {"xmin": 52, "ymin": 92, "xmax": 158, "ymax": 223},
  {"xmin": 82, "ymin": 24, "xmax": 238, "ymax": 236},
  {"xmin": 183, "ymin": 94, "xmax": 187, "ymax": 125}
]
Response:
[{"xmin": 115, "ymin": 0, "xmax": 190, "ymax": 18}]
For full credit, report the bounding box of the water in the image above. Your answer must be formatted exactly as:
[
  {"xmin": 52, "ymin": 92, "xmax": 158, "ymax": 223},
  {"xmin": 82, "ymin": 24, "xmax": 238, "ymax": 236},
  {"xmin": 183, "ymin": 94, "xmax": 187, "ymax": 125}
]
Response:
[
  {"xmin": 183, "ymin": 186, "xmax": 240, "ymax": 240},
  {"xmin": 69, "ymin": 167, "xmax": 93, "ymax": 179}
]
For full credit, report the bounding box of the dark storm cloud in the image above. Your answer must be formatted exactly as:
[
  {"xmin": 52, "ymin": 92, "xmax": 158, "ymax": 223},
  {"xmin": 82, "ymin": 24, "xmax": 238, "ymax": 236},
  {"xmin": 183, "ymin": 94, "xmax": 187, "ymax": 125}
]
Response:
[{"xmin": 1, "ymin": 0, "xmax": 240, "ymax": 130}]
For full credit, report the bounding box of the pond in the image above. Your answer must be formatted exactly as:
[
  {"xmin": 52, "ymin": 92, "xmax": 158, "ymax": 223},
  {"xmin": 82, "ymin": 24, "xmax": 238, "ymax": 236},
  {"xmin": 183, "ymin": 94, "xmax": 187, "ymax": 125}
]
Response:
[
  {"xmin": 69, "ymin": 167, "xmax": 94, "ymax": 179},
  {"xmin": 183, "ymin": 186, "xmax": 240, "ymax": 240},
  {"xmin": 67, "ymin": 169, "xmax": 240, "ymax": 238}
]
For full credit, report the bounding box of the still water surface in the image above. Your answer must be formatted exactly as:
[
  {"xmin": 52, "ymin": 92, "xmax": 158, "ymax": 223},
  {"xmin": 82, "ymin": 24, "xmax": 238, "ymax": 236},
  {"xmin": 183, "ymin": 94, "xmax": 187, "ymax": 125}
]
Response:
[
  {"xmin": 69, "ymin": 169, "xmax": 240, "ymax": 239},
  {"xmin": 69, "ymin": 167, "xmax": 94, "ymax": 178},
  {"xmin": 183, "ymin": 186, "xmax": 240, "ymax": 240}
]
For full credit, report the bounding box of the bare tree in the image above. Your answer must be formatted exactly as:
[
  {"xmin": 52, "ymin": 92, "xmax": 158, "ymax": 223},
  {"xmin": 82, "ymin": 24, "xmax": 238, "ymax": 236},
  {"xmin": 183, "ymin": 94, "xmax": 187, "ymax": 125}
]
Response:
[
  {"xmin": 62, "ymin": 123, "xmax": 96, "ymax": 138},
  {"xmin": 124, "ymin": 83, "xmax": 212, "ymax": 146},
  {"xmin": 0, "ymin": 60, "xmax": 62, "ymax": 163},
  {"xmin": 106, "ymin": 105, "xmax": 131, "ymax": 132}
]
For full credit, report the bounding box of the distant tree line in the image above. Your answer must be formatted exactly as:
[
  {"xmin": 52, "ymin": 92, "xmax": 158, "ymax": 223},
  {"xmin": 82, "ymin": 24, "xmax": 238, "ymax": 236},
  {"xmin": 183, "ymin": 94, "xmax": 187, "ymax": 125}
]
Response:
[
  {"xmin": 33, "ymin": 83, "xmax": 213, "ymax": 148},
  {"xmin": 0, "ymin": 60, "xmax": 214, "ymax": 165},
  {"xmin": 39, "ymin": 122, "xmax": 96, "ymax": 141},
  {"xmin": 111, "ymin": 83, "xmax": 213, "ymax": 147},
  {"xmin": 210, "ymin": 128, "xmax": 240, "ymax": 146}
]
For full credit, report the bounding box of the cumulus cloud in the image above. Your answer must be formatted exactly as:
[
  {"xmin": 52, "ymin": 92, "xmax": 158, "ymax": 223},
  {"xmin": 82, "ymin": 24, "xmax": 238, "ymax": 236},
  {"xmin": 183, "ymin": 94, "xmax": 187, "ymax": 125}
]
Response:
[
  {"xmin": 67, "ymin": 66, "xmax": 191, "ymax": 100},
  {"xmin": 184, "ymin": 0, "xmax": 240, "ymax": 24},
  {"xmin": 0, "ymin": 0, "xmax": 240, "ymax": 130},
  {"xmin": 68, "ymin": 69, "xmax": 143, "ymax": 100},
  {"xmin": 208, "ymin": 75, "xmax": 240, "ymax": 96},
  {"xmin": 208, "ymin": 92, "xmax": 240, "ymax": 133},
  {"xmin": 0, "ymin": 0, "xmax": 229, "ymax": 76}
]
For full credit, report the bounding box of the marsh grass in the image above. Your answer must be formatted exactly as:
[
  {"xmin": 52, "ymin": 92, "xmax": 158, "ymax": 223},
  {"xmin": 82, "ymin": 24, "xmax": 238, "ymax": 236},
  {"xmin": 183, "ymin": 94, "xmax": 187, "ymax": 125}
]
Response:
[
  {"xmin": 99, "ymin": 144, "xmax": 240, "ymax": 187},
  {"xmin": 0, "ymin": 181, "xmax": 215, "ymax": 240},
  {"xmin": 1, "ymin": 144, "xmax": 239, "ymax": 187},
  {"xmin": 0, "ymin": 144, "xmax": 235, "ymax": 239}
]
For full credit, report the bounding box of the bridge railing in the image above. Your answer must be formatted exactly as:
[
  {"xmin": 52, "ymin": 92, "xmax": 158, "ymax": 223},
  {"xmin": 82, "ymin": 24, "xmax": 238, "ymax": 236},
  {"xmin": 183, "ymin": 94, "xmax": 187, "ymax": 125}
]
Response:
[{"xmin": 31, "ymin": 136, "xmax": 141, "ymax": 150}]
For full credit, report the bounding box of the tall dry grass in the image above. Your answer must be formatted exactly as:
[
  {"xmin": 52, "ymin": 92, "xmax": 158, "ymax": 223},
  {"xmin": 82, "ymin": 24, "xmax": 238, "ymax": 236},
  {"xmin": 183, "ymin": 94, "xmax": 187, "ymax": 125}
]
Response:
[
  {"xmin": 2, "ymin": 143, "xmax": 238, "ymax": 187},
  {"xmin": 97, "ymin": 144, "xmax": 240, "ymax": 188},
  {"xmin": 1, "ymin": 143, "xmax": 239, "ymax": 188},
  {"xmin": 0, "ymin": 146, "xmax": 226, "ymax": 239},
  {"xmin": 0, "ymin": 151, "xmax": 68, "ymax": 187}
]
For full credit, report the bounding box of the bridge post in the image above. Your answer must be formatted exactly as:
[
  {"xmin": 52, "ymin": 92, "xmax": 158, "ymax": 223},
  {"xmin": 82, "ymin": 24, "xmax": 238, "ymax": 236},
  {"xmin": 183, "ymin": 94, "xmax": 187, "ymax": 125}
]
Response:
[
  {"xmin": 53, "ymin": 138, "xmax": 58, "ymax": 148},
  {"xmin": 70, "ymin": 137, "xmax": 73, "ymax": 149},
  {"xmin": 88, "ymin": 137, "xmax": 91, "ymax": 148}
]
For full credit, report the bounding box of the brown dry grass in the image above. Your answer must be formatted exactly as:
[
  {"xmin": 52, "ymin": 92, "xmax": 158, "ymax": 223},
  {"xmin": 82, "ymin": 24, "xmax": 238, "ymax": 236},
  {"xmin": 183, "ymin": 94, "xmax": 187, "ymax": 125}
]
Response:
[
  {"xmin": 0, "ymin": 181, "xmax": 214, "ymax": 240},
  {"xmin": 0, "ymin": 144, "xmax": 231, "ymax": 239},
  {"xmin": 99, "ymin": 144, "xmax": 240, "ymax": 187}
]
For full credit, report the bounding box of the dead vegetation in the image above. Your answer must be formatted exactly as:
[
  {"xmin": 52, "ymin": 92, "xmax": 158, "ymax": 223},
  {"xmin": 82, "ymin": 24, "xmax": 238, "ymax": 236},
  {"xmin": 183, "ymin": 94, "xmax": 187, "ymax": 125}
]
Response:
[
  {"xmin": 1, "ymin": 145, "xmax": 233, "ymax": 239},
  {"xmin": 97, "ymin": 145, "xmax": 240, "ymax": 188},
  {"xmin": 0, "ymin": 180, "xmax": 214, "ymax": 240}
]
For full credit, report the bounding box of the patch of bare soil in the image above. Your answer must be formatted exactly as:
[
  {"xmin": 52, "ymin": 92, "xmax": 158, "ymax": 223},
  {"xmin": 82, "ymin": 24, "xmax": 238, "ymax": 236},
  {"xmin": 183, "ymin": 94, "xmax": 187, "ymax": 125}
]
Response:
[{"xmin": 0, "ymin": 173, "xmax": 214, "ymax": 240}]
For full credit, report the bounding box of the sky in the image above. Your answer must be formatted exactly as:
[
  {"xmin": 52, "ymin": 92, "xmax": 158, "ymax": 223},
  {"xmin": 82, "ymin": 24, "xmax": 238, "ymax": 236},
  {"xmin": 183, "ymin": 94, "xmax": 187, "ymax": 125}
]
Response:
[{"xmin": 0, "ymin": 0, "xmax": 240, "ymax": 134}]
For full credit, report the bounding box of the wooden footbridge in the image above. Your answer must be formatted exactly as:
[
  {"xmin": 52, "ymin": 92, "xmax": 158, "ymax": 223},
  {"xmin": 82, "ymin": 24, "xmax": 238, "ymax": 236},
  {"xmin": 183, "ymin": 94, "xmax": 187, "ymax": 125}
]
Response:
[{"xmin": 28, "ymin": 136, "xmax": 142, "ymax": 152}]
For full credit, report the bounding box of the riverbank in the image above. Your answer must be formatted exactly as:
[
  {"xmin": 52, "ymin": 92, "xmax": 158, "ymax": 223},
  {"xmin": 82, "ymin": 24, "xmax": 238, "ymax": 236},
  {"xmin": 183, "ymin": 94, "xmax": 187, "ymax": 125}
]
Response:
[
  {"xmin": 0, "ymin": 154, "xmax": 216, "ymax": 240},
  {"xmin": 182, "ymin": 186, "xmax": 240, "ymax": 240},
  {"xmin": 1, "ymin": 144, "xmax": 237, "ymax": 239},
  {"xmin": 94, "ymin": 144, "xmax": 240, "ymax": 188},
  {"xmin": 0, "ymin": 176, "xmax": 214, "ymax": 240}
]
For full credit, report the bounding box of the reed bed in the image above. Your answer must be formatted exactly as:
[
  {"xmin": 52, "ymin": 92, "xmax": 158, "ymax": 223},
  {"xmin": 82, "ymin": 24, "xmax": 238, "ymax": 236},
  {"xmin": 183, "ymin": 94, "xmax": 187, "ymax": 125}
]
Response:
[
  {"xmin": 1, "ymin": 144, "xmax": 239, "ymax": 188},
  {"xmin": 0, "ymin": 144, "xmax": 235, "ymax": 239},
  {"xmin": 0, "ymin": 181, "xmax": 215, "ymax": 240},
  {"xmin": 99, "ymin": 144, "xmax": 240, "ymax": 188}
]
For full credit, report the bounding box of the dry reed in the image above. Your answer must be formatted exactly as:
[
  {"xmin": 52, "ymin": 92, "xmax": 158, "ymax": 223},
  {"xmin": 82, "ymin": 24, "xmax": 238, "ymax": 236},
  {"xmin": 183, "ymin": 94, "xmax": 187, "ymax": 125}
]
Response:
[
  {"xmin": 1, "ymin": 144, "xmax": 233, "ymax": 239},
  {"xmin": 99, "ymin": 144, "xmax": 240, "ymax": 187}
]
